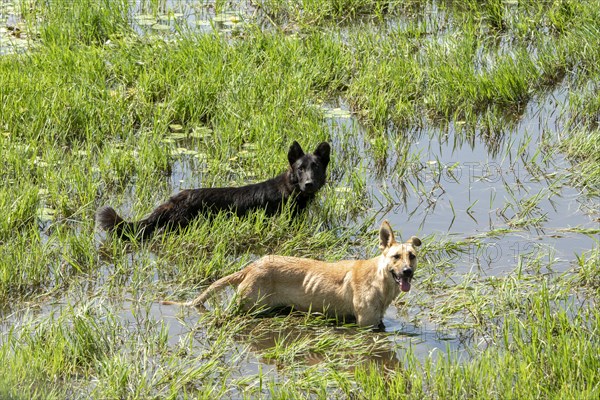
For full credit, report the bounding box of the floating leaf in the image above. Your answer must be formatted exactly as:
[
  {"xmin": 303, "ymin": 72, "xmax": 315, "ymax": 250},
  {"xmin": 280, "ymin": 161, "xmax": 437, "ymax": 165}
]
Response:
[
  {"xmin": 169, "ymin": 124, "xmax": 184, "ymax": 132},
  {"xmin": 190, "ymin": 20, "xmax": 212, "ymax": 27},
  {"xmin": 223, "ymin": 18, "xmax": 242, "ymax": 26},
  {"xmin": 166, "ymin": 132, "xmax": 187, "ymax": 141},
  {"xmin": 136, "ymin": 18, "xmax": 156, "ymax": 26},
  {"xmin": 38, "ymin": 207, "xmax": 56, "ymax": 222},
  {"xmin": 322, "ymin": 107, "xmax": 351, "ymax": 118},
  {"xmin": 152, "ymin": 24, "xmax": 171, "ymax": 31},
  {"xmin": 189, "ymin": 126, "xmax": 213, "ymax": 139},
  {"xmin": 171, "ymin": 147, "xmax": 198, "ymax": 156},
  {"xmin": 213, "ymin": 13, "xmax": 240, "ymax": 23}
]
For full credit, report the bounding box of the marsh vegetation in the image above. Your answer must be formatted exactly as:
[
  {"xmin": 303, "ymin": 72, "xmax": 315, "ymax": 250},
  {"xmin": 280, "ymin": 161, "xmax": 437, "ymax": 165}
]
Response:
[{"xmin": 0, "ymin": 0, "xmax": 599, "ymax": 398}]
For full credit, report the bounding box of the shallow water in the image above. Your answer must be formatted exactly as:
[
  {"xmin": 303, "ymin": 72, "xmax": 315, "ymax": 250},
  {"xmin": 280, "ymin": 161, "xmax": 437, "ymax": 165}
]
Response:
[
  {"xmin": 130, "ymin": 0, "xmax": 258, "ymax": 36},
  {"xmin": 325, "ymin": 86, "xmax": 598, "ymax": 277},
  {"xmin": 0, "ymin": 1, "xmax": 34, "ymax": 55},
  {"xmin": 132, "ymin": 81, "xmax": 600, "ymax": 371},
  {"xmin": 2, "ymin": 0, "xmax": 599, "ymax": 390}
]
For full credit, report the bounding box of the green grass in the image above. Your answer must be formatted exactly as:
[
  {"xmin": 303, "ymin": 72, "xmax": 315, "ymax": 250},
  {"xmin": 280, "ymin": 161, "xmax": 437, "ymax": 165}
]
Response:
[
  {"xmin": 559, "ymin": 129, "xmax": 600, "ymax": 195},
  {"xmin": 1, "ymin": 0, "xmax": 599, "ymax": 398}
]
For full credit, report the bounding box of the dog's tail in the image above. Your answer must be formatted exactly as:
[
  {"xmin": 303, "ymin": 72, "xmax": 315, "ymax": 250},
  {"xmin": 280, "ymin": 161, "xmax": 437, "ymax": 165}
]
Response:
[
  {"xmin": 161, "ymin": 269, "xmax": 248, "ymax": 309},
  {"xmin": 96, "ymin": 206, "xmax": 154, "ymax": 240}
]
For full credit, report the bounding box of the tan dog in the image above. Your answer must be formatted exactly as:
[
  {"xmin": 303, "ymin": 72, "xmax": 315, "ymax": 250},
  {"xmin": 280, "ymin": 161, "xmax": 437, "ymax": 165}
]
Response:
[{"xmin": 162, "ymin": 221, "xmax": 421, "ymax": 327}]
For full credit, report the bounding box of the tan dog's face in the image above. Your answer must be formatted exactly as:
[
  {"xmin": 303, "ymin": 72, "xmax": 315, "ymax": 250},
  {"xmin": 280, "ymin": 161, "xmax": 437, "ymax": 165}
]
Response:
[{"xmin": 379, "ymin": 220, "xmax": 422, "ymax": 292}]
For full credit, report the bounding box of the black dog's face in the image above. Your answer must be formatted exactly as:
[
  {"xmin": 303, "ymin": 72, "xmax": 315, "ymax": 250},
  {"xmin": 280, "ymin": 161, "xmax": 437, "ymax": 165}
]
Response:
[{"xmin": 288, "ymin": 141, "xmax": 331, "ymax": 194}]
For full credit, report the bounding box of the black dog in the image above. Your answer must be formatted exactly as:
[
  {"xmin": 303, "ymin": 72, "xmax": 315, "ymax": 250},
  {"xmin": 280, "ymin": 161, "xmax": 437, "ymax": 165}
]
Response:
[{"xmin": 96, "ymin": 141, "xmax": 330, "ymax": 240}]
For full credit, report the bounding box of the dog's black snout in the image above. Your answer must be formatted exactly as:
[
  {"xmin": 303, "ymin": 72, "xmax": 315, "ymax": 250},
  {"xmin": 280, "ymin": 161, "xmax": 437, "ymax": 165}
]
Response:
[
  {"xmin": 402, "ymin": 268, "xmax": 413, "ymax": 278},
  {"xmin": 302, "ymin": 181, "xmax": 317, "ymax": 192}
]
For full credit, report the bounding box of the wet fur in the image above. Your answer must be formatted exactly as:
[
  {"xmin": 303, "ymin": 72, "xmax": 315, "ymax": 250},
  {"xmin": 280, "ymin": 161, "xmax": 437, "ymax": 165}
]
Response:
[
  {"xmin": 96, "ymin": 141, "xmax": 330, "ymax": 240},
  {"xmin": 162, "ymin": 221, "xmax": 422, "ymax": 328}
]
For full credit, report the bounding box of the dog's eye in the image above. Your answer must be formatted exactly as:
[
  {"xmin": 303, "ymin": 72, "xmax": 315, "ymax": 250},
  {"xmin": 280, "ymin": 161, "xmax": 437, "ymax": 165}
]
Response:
[
  {"xmin": 409, "ymin": 253, "xmax": 416, "ymax": 260},
  {"xmin": 393, "ymin": 254, "xmax": 400, "ymax": 260}
]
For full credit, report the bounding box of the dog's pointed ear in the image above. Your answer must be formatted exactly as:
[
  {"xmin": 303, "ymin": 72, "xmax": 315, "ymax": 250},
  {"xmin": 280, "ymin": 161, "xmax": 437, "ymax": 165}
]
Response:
[
  {"xmin": 379, "ymin": 220, "xmax": 395, "ymax": 250},
  {"xmin": 406, "ymin": 236, "xmax": 421, "ymax": 247},
  {"xmin": 314, "ymin": 142, "xmax": 331, "ymax": 166},
  {"xmin": 288, "ymin": 141, "xmax": 305, "ymax": 165}
]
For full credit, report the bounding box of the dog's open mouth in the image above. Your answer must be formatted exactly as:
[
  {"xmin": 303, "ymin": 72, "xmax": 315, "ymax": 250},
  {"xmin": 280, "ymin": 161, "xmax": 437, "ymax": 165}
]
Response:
[{"xmin": 391, "ymin": 270, "xmax": 412, "ymax": 292}]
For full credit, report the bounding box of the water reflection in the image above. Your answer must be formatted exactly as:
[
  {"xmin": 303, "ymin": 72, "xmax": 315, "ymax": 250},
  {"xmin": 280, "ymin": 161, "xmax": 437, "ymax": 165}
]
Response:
[{"xmin": 234, "ymin": 315, "xmax": 402, "ymax": 372}]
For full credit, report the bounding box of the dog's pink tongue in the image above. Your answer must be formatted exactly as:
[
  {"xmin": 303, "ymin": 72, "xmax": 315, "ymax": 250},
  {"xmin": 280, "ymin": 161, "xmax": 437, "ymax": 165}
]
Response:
[{"xmin": 401, "ymin": 278, "xmax": 411, "ymax": 292}]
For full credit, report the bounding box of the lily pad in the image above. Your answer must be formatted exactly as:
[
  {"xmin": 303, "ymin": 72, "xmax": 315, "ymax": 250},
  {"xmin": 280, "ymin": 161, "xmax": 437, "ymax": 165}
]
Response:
[
  {"xmin": 213, "ymin": 14, "xmax": 239, "ymax": 23},
  {"xmin": 189, "ymin": 126, "xmax": 213, "ymax": 139},
  {"xmin": 152, "ymin": 24, "xmax": 171, "ymax": 31},
  {"xmin": 169, "ymin": 124, "xmax": 184, "ymax": 132},
  {"xmin": 38, "ymin": 207, "xmax": 56, "ymax": 222},
  {"xmin": 136, "ymin": 19, "xmax": 157, "ymax": 27},
  {"xmin": 323, "ymin": 107, "xmax": 352, "ymax": 118},
  {"xmin": 171, "ymin": 147, "xmax": 198, "ymax": 156},
  {"xmin": 193, "ymin": 19, "xmax": 212, "ymax": 27}
]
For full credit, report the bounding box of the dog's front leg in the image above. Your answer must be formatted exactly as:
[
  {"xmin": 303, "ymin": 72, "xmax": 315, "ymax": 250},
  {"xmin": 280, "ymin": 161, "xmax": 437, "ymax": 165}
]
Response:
[{"xmin": 355, "ymin": 313, "xmax": 382, "ymax": 328}]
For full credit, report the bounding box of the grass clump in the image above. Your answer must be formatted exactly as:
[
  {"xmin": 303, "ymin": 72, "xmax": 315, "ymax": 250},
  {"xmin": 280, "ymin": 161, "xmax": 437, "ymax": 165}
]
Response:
[
  {"xmin": 38, "ymin": 0, "xmax": 132, "ymax": 47},
  {"xmin": 559, "ymin": 129, "xmax": 600, "ymax": 195}
]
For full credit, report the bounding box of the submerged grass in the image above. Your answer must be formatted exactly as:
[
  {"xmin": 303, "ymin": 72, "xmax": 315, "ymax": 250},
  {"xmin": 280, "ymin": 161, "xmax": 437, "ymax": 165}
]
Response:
[{"xmin": 1, "ymin": 0, "xmax": 599, "ymax": 398}]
